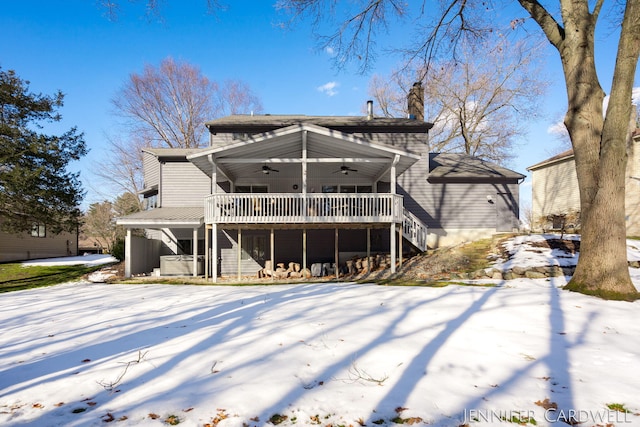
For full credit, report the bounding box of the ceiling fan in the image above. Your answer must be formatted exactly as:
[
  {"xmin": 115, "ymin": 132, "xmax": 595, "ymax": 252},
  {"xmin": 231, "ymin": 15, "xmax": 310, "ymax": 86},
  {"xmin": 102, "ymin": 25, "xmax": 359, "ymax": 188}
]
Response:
[
  {"xmin": 260, "ymin": 165, "xmax": 279, "ymax": 174},
  {"xmin": 333, "ymin": 165, "xmax": 358, "ymax": 175}
]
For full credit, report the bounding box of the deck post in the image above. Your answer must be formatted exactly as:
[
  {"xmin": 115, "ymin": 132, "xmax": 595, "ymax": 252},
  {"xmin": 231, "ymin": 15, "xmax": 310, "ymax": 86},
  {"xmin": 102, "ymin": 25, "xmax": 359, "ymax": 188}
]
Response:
[
  {"xmin": 303, "ymin": 228, "xmax": 307, "ymax": 271},
  {"xmin": 211, "ymin": 224, "xmax": 217, "ymax": 283},
  {"xmin": 398, "ymin": 225, "xmax": 403, "ymax": 269},
  {"xmin": 192, "ymin": 227, "xmax": 199, "ymax": 277},
  {"xmin": 334, "ymin": 228, "xmax": 339, "ymax": 280},
  {"xmin": 366, "ymin": 228, "xmax": 371, "ymax": 273},
  {"xmin": 237, "ymin": 228, "xmax": 242, "ymax": 280},
  {"xmin": 125, "ymin": 228, "xmax": 132, "ymax": 278},
  {"xmin": 390, "ymin": 222, "xmax": 396, "ymax": 274},
  {"xmin": 270, "ymin": 228, "xmax": 275, "ymax": 282},
  {"xmin": 205, "ymin": 224, "xmax": 210, "ymax": 280},
  {"xmin": 302, "ymin": 131, "xmax": 308, "ymax": 194}
]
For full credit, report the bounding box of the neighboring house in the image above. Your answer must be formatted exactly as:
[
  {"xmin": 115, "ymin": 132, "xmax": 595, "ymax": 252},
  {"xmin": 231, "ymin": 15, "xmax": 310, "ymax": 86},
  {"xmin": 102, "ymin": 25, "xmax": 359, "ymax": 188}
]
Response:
[
  {"xmin": 78, "ymin": 234, "xmax": 109, "ymax": 255},
  {"xmin": 527, "ymin": 130, "xmax": 640, "ymax": 235},
  {"xmin": 117, "ymin": 85, "xmax": 524, "ymax": 280},
  {"xmin": 0, "ymin": 220, "xmax": 78, "ymax": 263}
]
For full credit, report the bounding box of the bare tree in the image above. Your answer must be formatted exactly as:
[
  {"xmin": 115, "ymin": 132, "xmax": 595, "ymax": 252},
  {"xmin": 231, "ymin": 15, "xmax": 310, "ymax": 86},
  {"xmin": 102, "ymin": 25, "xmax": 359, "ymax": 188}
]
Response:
[
  {"xmin": 279, "ymin": 0, "xmax": 640, "ymax": 299},
  {"xmin": 217, "ymin": 79, "xmax": 264, "ymax": 116},
  {"xmin": 99, "ymin": 0, "xmax": 226, "ymax": 22},
  {"xmin": 93, "ymin": 134, "xmax": 146, "ymax": 206},
  {"xmin": 112, "ymin": 191, "xmax": 143, "ymax": 239},
  {"xmin": 99, "ymin": 57, "xmax": 263, "ymax": 199},
  {"xmin": 111, "ymin": 57, "xmax": 219, "ymax": 149},
  {"xmin": 82, "ymin": 201, "xmax": 117, "ymax": 253},
  {"xmin": 369, "ymin": 36, "xmax": 546, "ymax": 164},
  {"xmin": 81, "ymin": 192, "xmax": 141, "ymax": 254},
  {"xmin": 519, "ymin": 201, "xmax": 535, "ymax": 232}
]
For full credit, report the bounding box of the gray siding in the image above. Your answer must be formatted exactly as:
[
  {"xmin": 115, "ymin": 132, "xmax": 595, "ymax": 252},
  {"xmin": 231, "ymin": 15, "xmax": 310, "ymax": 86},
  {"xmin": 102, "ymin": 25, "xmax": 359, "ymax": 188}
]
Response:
[
  {"xmin": 405, "ymin": 182, "xmax": 519, "ymax": 229},
  {"xmin": 142, "ymin": 151, "xmax": 160, "ymax": 190},
  {"xmin": 351, "ymin": 132, "xmax": 428, "ymax": 149},
  {"xmin": 129, "ymin": 236, "xmax": 162, "ymax": 275},
  {"xmin": 393, "ymin": 146, "xmax": 521, "ymax": 243},
  {"xmin": 161, "ymin": 162, "xmax": 211, "ymax": 207},
  {"xmin": 219, "ymin": 229, "xmax": 263, "ymax": 275}
]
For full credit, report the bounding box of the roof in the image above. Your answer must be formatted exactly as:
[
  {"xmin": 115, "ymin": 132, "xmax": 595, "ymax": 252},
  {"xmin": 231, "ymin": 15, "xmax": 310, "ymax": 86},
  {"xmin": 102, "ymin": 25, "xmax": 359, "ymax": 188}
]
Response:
[
  {"xmin": 526, "ymin": 149, "xmax": 574, "ymax": 171},
  {"xmin": 428, "ymin": 153, "xmax": 525, "ymax": 181},
  {"xmin": 188, "ymin": 123, "xmax": 423, "ymax": 182},
  {"xmin": 527, "ymin": 129, "xmax": 640, "ymax": 171},
  {"xmin": 205, "ymin": 114, "xmax": 433, "ymax": 134},
  {"xmin": 142, "ymin": 148, "xmax": 206, "ymax": 160},
  {"xmin": 116, "ymin": 207, "xmax": 204, "ymax": 228}
]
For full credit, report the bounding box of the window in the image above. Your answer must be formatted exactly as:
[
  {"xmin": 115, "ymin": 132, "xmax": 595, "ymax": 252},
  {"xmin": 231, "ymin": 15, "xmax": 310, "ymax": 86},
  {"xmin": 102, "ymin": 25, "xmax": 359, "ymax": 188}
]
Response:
[
  {"xmin": 177, "ymin": 239, "xmax": 205, "ymax": 255},
  {"xmin": 241, "ymin": 235, "xmax": 267, "ymax": 262},
  {"xmin": 236, "ymin": 185, "xmax": 268, "ymax": 193},
  {"xmin": 144, "ymin": 193, "xmax": 158, "ymax": 210},
  {"xmin": 177, "ymin": 239, "xmax": 191, "ymax": 254},
  {"xmin": 31, "ymin": 224, "xmax": 46, "ymax": 238},
  {"xmin": 322, "ymin": 185, "xmax": 373, "ymax": 193},
  {"xmin": 339, "ymin": 185, "xmax": 372, "ymax": 193},
  {"xmin": 232, "ymin": 132, "xmax": 249, "ymax": 141}
]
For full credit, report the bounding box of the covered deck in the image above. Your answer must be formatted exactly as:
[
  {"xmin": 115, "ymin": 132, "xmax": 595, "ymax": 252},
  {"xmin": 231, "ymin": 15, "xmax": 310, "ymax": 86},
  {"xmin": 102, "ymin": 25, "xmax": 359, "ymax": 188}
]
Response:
[{"xmin": 184, "ymin": 123, "xmax": 430, "ymax": 282}]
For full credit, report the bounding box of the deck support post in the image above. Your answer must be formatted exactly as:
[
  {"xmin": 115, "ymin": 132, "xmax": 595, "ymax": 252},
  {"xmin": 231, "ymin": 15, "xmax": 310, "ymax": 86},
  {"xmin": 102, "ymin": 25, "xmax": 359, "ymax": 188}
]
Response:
[
  {"xmin": 125, "ymin": 228, "xmax": 132, "ymax": 278},
  {"xmin": 270, "ymin": 228, "xmax": 275, "ymax": 282},
  {"xmin": 303, "ymin": 228, "xmax": 307, "ymax": 272},
  {"xmin": 390, "ymin": 222, "xmax": 396, "ymax": 274},
  {"xmin": 211, "ymin": 224, "xmax": 217, "ymax": 283},
  {"xmin": 398, "ymin": 225, "xmax": 403, "ymax": 269},
  {"xmin": 193, "ymin": 227, "xmax": 199, "ymax": 277},
  {"xmin": 237, "ymin": 228, "xmax": 242, "ymax": 280},
  {"xmin": 366, "ymin": 228, "xmax": 371, "ymax": 273},
  {"xmin": 205, "ymin": 224, "xmax": 210, "ymax": 280},
  {"xmin": 334, "ymin": 228, "xmax": 339, "ymax": 280}
]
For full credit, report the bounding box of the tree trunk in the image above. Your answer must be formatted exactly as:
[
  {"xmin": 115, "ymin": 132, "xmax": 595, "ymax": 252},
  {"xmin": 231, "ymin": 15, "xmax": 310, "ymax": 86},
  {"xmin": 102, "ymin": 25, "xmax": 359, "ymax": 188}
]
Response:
[{"xmin": 559, "ymin": 0, "xmax": 639, "ymax": 298}]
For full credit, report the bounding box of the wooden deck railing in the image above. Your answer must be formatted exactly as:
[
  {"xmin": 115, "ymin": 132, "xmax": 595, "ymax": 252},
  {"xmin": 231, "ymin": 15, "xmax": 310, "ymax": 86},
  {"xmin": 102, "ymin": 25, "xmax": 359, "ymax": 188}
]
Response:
[
  {"xmin": 402, "ymin": 208, "xmax": 428, "ymax": 252},
  {"xmin": 204, "ymin": 193, "xmax": 427, "ymax": 251},
  {"xmin": 205, "ymin": 193, "xmax": 403, "ymax": 224}
]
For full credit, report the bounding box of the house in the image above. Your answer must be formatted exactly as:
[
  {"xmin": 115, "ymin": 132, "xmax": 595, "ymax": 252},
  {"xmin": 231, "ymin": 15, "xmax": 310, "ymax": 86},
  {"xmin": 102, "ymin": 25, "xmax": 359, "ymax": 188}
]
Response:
[
  {"xmin": 0, "ymin": 219, "xmax": 78, "ymax": 263},
  {"xmin": 78, "ymin": 233, "xmax": 109, "ymax": 255},
  {"xmin": 117, "ymin": 85, "xmax": 524, "ymax": 280},
  {"xmin": 527, "ymin": 129, "xmax": 640, "ymax": 234}
]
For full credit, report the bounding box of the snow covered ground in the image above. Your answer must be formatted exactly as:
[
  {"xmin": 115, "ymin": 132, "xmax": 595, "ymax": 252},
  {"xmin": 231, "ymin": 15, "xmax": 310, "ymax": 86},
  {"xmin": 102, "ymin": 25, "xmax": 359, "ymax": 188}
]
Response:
[
  {"xmin": 21, "ymin": 254, "xmax": 118, "ymax": 267},
  {"xmin": 1, "ymin": 235, "xmax": 639, "ymax": 427}
]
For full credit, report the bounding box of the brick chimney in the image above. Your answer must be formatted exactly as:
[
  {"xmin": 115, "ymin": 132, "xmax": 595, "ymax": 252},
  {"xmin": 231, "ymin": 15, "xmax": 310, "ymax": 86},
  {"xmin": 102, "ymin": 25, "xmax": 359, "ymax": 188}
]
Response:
[{"xmin": 407, "ymin": 81, "xmax": 424, "ymax": 122}]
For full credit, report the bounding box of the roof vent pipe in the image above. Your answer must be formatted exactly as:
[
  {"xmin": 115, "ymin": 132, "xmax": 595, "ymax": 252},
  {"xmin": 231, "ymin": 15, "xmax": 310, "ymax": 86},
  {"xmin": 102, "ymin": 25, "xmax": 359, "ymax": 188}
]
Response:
[{"xmin": 366, "ymin": 100, "xmax": 374, "ymax": 120}]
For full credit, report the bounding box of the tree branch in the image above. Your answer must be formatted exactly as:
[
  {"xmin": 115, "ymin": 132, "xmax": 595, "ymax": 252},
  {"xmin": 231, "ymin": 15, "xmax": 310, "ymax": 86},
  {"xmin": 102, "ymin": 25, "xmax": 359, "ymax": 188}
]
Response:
[{"xmin": 517, "ymin": 0, "xmax": 565, "ymax": 49}]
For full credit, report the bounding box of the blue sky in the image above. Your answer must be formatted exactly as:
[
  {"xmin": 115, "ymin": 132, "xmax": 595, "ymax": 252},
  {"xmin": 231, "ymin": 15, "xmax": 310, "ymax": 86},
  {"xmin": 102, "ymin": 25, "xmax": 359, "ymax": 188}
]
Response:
[{"xmin": 1, "ymin": 1, "xmax": 638, "ymax": 209}]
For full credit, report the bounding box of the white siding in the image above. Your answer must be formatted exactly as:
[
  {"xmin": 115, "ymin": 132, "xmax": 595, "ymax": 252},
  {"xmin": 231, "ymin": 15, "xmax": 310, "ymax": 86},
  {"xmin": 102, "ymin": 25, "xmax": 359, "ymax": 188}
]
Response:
[
  {"xmin": 530, "ymin": 139, "xmax": 640, "ymax": 235},
  {"xmin": 626, "ymin": 137, "xmax": 640, "ymax": 235},
  {"xmin": 530, "ymin": 158, "xmax": 580, "ymax": 222}
]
